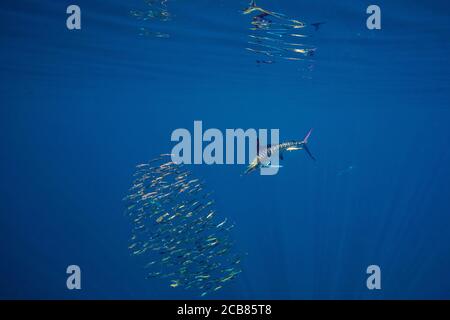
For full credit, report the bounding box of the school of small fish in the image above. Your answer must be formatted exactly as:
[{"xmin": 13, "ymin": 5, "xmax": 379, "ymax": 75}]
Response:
[
  {"xmin": 124, "ymin": 154, "xmax": 243, "ymax": 296},
  {"xmin": 130, "ymin": 0, "xmax": 171, "ymax": 38},
  {"xmin": 243, "ymin": 1, "xmax": 318, "ymax": 65}
]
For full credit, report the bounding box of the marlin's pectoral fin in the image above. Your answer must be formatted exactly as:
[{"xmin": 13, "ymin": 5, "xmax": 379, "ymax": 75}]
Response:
[{"xmin": 286, "ymin": 147, "xmax": 302, "ymax": 151}]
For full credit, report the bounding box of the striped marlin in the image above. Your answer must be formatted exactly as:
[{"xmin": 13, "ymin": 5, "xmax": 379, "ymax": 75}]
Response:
[{"xmin": 244, "ymin": 129, "xmax": 316, "ymax": 175}]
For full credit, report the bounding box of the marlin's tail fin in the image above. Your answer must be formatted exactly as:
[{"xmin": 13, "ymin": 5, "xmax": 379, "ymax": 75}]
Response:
[
  {"xmin": 302, "ymin": 128, "xmax": 313, "ymax": 144},
  {"xmin": 302, "ymin": 129, "xmax": 316, "ymax": 161}
]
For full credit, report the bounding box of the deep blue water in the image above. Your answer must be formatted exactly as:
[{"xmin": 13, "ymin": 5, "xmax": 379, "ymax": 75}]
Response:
[{"xmin": 1, "ymin": 0, "xmax": 450, "ymax": 299}]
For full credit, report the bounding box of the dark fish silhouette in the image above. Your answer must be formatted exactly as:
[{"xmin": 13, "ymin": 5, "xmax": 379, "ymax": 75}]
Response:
[{"xmin": 311, "ymin": 22, "xmax": 326, "ymax": 31}]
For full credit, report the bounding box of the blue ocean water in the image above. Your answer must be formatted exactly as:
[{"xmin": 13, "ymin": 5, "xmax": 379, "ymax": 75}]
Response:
[{"xmin": 1, "ymin": 0, "xmax": 450, "ymax": 299}]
